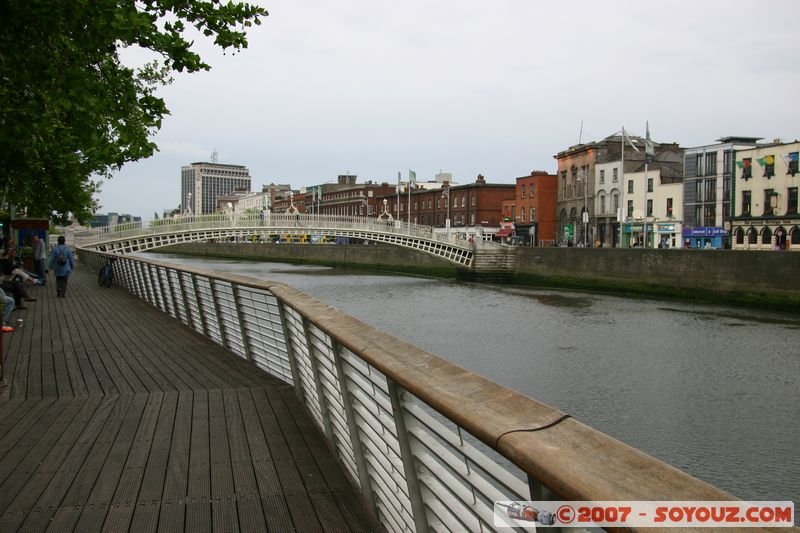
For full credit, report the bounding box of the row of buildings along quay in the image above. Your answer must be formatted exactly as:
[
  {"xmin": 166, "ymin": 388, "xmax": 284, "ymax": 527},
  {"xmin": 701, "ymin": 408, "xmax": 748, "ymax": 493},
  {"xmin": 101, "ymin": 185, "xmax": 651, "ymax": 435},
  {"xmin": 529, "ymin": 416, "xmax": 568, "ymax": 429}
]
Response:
[{"xmin": 171, "ymin": 132, "xmax": 800, "ymax": 251}]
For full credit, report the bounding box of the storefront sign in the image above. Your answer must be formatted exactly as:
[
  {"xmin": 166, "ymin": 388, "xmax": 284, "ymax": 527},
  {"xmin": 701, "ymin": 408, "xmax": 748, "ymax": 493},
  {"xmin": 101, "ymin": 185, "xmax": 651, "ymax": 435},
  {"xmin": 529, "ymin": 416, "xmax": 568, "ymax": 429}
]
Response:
[{"xmin": 683, "ymin": 227, "xmax": 727, "ymax": 237}]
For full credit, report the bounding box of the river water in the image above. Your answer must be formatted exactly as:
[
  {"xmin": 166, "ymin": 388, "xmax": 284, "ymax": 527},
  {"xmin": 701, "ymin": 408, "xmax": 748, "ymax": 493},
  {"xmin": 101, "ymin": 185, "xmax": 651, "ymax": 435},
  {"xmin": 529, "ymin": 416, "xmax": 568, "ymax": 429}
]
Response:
[{"xmin": 148, "ymin": 253, "xmax": 800, "ymax": 511}]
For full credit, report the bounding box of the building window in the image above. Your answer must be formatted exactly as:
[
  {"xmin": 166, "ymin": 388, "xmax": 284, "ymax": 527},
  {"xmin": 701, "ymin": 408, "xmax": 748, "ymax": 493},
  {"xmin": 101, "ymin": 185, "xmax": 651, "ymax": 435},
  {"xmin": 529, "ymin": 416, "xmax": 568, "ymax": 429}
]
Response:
[
  {"xmin": 471, "ymin": 195, "xmax": 476, "ymax": 206},
  {"xmin": 453, "ymin": 196, "xmax": 457, "ymax": 208},
  {"xmin": 600, "ymin": 169, "xmax": 605, "ymax": 184},
  {"xmin": 764, "ymin": 189, "xmax": 775, "ymax": 216},
  {"xmin": 788, "ymin": 152, "xmax": 799, "ymax": 176},
  {"xmin": 599, "ymin": 194, "xmax": 606, "ymax": 214},
  {"xmin": 723, "ymin": 150, "xmax": 732, "ymax": 174},
  {"xmin": 696, "ymin": 154, "xmax": 704, "ymax": 177},
  {"xmin": 704, "ymin": 178, "xmax": 716, "ymax": 202},
  {"xmin": 521, "ymin": 186, "xmax": 526, "ymax": 199},
  {"xmin": 436, "ymin": 198, "xmax": 441, "ymax": 209},
  {"xmin": 529, "ymin": 207, "xmax": 535, "ymax": 221},
  {"xmin": 666, "ymin": 198, "xmax": 673, "ymax": 217},
  {"xmin": 695, "ymin": 180, "xmax": 703, "ymax": 202},
  {"xmin": 612, "ymin": 168, "xmax": 618, "ymax": 182},
  {"xmin": 414, "ymin": 201, "xmax": 418, "ymax": 210},
  {"xmin": 529, "ymin": 184, "xmax": 535, "ymax": 198},
  {"xmin": 747, "ymin": 227, "xmax": 758, "ymax": 244},
  {"xmin": 647, "ymin": 199, "xmax": 653, "ymax": 216},
  {"xmin": 705, "ymin": 152, "xmax": 717, "ymax": 176},
  {"xmin": 792, "ymin": 227, "xmax": 800, "ymax": 245},
  {"xmin": 470, "ymin": 213, "xmax": 476, "ymax": 225},
  {"xmin": 788, "ymin": 187, "xmax": 798, "ymax": 214},
  {"xmin": 761, "ymin": 155, "xmax": 775, "ymax": 178},
  {"xmin": 647, "ymin": 178, "xmax": 653, "ymax": 192},
  {"xmin": 741, "ymin": 158, "xmax": 752, "ymax": 180},
  {"xmin": 762, "ymin": 226, "xmax": 772, "ymax": 245},
  {"xmin": 461, "ymin": 195, "xmax": 466, "ymax": 207},
  {"xmin": 561, "ymin": 172, "xmax": 567, "ymax": 199},
  {"xmin": 627, "ymin": 200, "xmax": 633, "ymax": 218},
  {"xmin": 627, "ymin": 180, "xmax": 634, "ymax": 194},
  {"xmin": 703, "ymin": 205, "xmax": 715, "ymax": 226},
  {"xmin": 735, "ymin": 227, "xmax": 744, "ymax": 245},
  {"xmin": 612, "ymin": 193, "xmax": 619, "ymax": 213},
  {"xmin": 520, "ymin": 210, "xmax": 525, "ymax": 222}
]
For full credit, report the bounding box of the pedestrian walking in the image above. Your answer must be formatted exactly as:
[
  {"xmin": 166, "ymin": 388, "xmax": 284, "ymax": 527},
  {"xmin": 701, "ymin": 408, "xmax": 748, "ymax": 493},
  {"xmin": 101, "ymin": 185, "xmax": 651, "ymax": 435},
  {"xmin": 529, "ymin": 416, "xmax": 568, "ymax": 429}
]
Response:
[
  {"xmin": 32, "ymin": 235, "xmax": 46, "ymax": 283},
  {"xmin": 48, "ymin": 236, "xmax": 74, "ymax": 298}
]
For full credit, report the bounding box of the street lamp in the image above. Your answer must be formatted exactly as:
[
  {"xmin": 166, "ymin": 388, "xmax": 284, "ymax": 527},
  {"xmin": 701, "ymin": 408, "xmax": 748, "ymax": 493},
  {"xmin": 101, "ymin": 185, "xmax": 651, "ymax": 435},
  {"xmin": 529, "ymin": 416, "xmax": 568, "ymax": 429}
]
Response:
[{"xmin": 186, "ymin": 192, "xmax": 192, "ymax": 216}]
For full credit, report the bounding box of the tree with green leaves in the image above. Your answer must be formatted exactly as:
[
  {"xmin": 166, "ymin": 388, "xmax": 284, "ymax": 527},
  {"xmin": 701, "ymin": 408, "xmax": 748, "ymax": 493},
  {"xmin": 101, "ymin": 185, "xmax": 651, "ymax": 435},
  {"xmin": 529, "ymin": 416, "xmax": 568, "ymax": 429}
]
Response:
[{"xmin": 0, "ymin": 0, "xmax": 268, "ymax": 224}]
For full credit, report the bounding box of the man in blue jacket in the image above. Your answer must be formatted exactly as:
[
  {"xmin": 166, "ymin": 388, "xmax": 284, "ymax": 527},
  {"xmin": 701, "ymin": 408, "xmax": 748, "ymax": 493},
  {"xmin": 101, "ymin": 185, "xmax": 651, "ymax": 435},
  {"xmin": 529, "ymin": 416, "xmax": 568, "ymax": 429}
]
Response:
[{"xmin": 48, "ymin": 236, "xmax": 75, "ymax": 298}]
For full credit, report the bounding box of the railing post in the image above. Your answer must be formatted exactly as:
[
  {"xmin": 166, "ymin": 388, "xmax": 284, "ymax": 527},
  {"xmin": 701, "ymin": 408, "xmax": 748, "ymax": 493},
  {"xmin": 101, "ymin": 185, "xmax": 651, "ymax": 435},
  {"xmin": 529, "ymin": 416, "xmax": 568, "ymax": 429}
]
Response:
[
  {"xmin": 189, "ymin": 274, "xmax": 209, "ymax": 337},
  {"xmin": 301, "ymin": 317, "xmax": 336, "ymax": 448},
  {"xmin": 275, "ymin": 300, "xmax": 304, "ymax": 397},
  {"xmin": 230, "ymin": 285, "xmax": 253, "ymax": 362},
  {"xmin": 331, "ymin": 341, "xmax": 378, "ymax": 517},
  {"xmin": 208, "ymin": 279, "xmax": 228, "ymax": 349},
  {"xmin": 528, "ymin": 476, "xmax": 567, "ymax": 533},
  {"xmin": 387, "ymin": 381, "xmax": 430, "ymax": 533}
]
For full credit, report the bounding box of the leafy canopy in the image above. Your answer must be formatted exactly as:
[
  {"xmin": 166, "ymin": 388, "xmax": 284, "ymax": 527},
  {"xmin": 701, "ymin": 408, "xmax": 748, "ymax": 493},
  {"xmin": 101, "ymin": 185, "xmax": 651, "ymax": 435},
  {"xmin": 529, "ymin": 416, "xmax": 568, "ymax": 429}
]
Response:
[{"xmin": 0, "ymin": 0, "xmax": 268, "ymax": 223}]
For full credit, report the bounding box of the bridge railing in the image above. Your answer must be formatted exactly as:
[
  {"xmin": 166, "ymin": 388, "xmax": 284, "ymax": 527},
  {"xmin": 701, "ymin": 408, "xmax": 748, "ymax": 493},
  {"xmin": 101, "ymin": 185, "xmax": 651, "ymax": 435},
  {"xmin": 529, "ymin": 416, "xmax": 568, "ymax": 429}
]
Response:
[
  {"xmin": 74, "ymin": 213, "xmax": 470, "ymax": 249},
  {"xmin": 79, "ymin": 249, "xmax": 753, "ymax": 533}
]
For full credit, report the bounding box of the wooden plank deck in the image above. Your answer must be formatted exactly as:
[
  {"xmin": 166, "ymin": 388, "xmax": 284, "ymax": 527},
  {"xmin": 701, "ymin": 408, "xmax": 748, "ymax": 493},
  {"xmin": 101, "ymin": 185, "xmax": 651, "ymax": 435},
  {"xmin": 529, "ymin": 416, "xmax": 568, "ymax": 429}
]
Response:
[{"xmin": 0, "ymin": 265, "xmax": 379, "ymax": 532}]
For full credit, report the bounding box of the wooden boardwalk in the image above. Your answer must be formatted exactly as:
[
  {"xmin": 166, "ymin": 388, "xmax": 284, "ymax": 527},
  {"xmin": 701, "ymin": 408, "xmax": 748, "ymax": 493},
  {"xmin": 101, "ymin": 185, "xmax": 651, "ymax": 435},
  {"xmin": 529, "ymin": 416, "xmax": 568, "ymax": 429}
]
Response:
[{"xmin": 0, "ymin": 266, "xmax": 378, "ymax": 532}]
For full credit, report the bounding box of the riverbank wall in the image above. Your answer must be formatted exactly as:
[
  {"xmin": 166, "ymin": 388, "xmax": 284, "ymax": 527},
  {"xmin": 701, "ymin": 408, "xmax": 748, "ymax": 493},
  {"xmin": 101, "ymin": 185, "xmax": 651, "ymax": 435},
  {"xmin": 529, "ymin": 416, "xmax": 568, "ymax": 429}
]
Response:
[{"xmin": 161, "ymin": 243, "xmax": 800, "ymax": 309}]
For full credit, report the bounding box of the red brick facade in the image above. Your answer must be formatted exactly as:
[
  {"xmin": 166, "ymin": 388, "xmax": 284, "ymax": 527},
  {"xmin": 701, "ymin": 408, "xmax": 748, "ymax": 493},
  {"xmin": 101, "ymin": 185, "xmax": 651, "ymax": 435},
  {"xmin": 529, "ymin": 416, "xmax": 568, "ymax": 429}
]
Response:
[{"xmin": 379, "ymin": 175, "xmax": 515, "ymax": 228}]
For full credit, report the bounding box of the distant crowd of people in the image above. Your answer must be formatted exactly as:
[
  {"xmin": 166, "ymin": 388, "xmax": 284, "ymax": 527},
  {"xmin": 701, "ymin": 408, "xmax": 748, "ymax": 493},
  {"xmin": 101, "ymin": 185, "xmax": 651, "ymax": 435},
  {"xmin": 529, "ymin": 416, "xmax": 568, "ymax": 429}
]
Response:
[{"xmin": 0, "ymin": 235, "xmax": 74, "ymax": 332}]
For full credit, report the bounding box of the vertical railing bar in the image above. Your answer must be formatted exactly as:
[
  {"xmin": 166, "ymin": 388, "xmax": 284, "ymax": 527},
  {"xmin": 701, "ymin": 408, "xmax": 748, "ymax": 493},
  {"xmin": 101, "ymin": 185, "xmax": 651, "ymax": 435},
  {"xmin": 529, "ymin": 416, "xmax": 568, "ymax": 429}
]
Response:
[
  {"xmin": 176, "ymin": 272, "xmax": 193, "ymax": 329},
  {"xmin": 231, "ymin": 285, "xmax": 253, "ymax": 362},
  {"xmin": 301, "ymin": 317, "xmax": 336, "ymax": 448},
  {"xmin": 529, "ymin": 476, "xmax": 567, "ymax": 533},
  {"xmin": 190, "ymin": 273, "xmax": 209, "ymax": 337},
  {"xmin": 165, "ymin": 266, "xmax": 179, "ymax": 318},
  {"xmin": 388, "ymin": 381, "xmax": 430, "ymax": 533},
  {"xmin": 207, "ymin": 279, "xmax": 228, "ymax": 348},
  {"xmin": 331, "ymin": 341, "xmax": 378, "ymax": 518},
  {"xmin": 276, "ymin": 300, "xmax": 303, "ymax": 395}
]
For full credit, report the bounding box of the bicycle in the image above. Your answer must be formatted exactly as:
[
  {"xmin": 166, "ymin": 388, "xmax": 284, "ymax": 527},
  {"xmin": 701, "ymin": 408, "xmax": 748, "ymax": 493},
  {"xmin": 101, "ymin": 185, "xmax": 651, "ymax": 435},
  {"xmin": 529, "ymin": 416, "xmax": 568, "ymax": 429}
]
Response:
[{"xmin": 98, "ymin": 257, "xmax": 115, "ymax": 288}]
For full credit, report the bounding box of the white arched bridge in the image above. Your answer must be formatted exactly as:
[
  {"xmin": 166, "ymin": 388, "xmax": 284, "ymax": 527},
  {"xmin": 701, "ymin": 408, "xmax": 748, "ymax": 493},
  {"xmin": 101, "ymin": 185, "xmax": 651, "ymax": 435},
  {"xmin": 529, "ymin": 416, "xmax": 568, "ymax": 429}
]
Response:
[{"xmin": 74, "ymin": 213, "xmax": 511, "ymax": 270}]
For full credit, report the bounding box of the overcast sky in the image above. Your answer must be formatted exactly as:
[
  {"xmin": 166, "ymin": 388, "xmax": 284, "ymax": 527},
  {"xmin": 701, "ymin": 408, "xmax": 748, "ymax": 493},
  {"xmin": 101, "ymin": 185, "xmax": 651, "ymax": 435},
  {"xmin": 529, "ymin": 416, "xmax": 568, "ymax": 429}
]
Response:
[{"xmin": 99, "ymin": 0, "xmax": 800, "ymax": 218}]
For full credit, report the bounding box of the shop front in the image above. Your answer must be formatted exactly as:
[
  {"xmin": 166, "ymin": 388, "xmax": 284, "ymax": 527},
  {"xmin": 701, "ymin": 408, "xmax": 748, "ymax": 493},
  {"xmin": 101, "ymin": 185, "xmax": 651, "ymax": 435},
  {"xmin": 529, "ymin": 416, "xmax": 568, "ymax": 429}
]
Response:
[
  {"xmin": 682, "ymin": 227, "xmax": 728, "ymax": 250},
  {"xmin": 621, "ymin": 221, "xmax": 653, "ymax": 248},
  {"xmin": 655, "ymin": 222, "xmax": 682, "ymax": 249}
]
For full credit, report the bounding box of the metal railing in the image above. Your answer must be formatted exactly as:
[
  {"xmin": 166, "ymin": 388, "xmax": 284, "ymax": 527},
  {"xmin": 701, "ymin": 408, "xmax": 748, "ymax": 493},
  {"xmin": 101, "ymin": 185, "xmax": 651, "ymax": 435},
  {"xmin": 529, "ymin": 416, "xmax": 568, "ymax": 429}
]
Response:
[
  {"xmin": 79, "ymin": 249, "xmax": 763, "ymax": 533},
  {"xmin": 75, "ymin": 213, "xmax": 466, "ymax": 249}
]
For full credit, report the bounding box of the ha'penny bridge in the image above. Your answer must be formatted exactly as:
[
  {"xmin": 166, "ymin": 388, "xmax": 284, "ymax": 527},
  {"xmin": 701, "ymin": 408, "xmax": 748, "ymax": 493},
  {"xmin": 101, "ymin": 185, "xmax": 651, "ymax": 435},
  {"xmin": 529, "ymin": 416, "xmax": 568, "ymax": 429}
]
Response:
[
  {"xmin": 73, "ymin": 213, "xmax": 518, "ymax": 273},
  {"xmin": 0, "ymin": 215, "xmax": 791, "ymax": 532}
]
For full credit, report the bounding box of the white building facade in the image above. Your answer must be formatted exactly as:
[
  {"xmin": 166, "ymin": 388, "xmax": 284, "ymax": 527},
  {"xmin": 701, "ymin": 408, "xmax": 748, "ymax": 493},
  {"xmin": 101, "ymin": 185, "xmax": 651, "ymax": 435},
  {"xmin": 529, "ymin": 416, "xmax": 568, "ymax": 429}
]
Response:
[
  {"xmin": 620, "ymin": 168, "xmax": 684, "ymax": 248},
  {"xmin": 731, "ymin": 141, "xmax": 800, "ymax": 251},
  {"xmin": 181, "ymin": 162, "xmax": 251, "ymax": 215}
]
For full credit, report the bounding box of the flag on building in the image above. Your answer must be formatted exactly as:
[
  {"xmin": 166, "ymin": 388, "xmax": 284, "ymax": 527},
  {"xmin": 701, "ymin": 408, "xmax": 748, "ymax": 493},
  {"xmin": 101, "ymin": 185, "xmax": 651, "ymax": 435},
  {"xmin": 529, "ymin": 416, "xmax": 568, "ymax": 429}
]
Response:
[
  {"xmin": 622, "ymin": 127, "xmax": 640, "ymax": 152},
  {"xmin": 397, "ymin": 171, "xmax": 401, "ymax": 193},
  {"xmin": 409, "ymin": 170, "xmax": 417, "ymax": 184},
  {"xmin": 645, "ymin": 121, "xmax": 655, "ymax": 163}
]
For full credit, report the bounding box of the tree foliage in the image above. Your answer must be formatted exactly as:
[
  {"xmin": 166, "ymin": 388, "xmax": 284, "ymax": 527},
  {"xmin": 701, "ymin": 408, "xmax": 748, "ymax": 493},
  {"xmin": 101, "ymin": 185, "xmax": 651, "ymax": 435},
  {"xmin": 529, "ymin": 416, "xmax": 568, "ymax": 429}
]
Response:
[{"xmin": 0, "ymin": 0, "xmax": 267, "ymax": 224}]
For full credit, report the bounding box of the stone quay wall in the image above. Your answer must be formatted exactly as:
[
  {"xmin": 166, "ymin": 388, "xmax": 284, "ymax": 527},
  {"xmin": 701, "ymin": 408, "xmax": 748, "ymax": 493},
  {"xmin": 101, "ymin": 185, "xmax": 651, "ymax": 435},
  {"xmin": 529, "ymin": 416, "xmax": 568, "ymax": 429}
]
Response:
[{"xmin": 162, "ymin": 243, "xmax": 800, "ymax": 308}]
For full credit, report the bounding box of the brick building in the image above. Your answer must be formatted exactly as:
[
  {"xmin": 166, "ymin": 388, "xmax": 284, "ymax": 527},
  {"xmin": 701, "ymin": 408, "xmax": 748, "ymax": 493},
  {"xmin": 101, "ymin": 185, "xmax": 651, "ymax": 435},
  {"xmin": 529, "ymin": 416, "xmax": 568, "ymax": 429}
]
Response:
[
  {"xmin": 509, "ymin": 171, "xmax": 558, "ymax": 245},
  {"xmin": 380, "ymin": 174, "xmax": 515, "ymax": 230}
]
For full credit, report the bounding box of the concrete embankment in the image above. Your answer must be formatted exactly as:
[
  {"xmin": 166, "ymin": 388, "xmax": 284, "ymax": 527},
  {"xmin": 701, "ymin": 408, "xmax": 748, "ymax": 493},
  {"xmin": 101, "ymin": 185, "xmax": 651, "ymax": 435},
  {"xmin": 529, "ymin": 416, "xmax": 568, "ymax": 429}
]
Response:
[{"xmin": 161, "ymin": 243, "xmax": 800, "ymax": 310}]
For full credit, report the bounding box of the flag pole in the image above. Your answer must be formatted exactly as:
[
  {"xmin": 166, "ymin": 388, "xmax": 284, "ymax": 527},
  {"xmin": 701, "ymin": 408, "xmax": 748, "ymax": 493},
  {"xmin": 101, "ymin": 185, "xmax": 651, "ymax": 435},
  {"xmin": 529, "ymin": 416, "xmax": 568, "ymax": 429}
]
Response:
[
  {"xmin": 396, "ymin": 171, "xmax": 401, "ymax": 222},
  {"xmin": 620, "ymin": 126, "xmax": 625, "ymax": 248}
]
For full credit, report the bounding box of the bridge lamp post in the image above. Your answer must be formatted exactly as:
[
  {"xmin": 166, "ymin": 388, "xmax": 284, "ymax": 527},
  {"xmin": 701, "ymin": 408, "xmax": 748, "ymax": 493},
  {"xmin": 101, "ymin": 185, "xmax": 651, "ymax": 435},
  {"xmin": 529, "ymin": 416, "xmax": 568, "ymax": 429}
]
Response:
[{"xmin": 186, "ymin": 192, "xmax": 192, "ymax": 217}]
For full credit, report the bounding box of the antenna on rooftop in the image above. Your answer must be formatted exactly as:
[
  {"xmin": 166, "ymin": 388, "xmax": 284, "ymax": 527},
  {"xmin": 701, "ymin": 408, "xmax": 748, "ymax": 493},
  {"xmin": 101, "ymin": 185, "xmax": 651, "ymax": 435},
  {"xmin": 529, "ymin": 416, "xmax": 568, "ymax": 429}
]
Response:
[{"xmin": 211, "ymin": 149, "xmax": 219, "ymax": 163}]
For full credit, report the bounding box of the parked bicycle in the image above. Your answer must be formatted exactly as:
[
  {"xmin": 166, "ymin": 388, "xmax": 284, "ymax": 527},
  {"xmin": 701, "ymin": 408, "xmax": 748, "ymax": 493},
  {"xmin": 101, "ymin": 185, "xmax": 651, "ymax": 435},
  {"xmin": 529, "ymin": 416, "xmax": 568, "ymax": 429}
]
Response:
[{"xmin": 98, "ymin": 257, "xmax": 115, "ymax": 288}]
